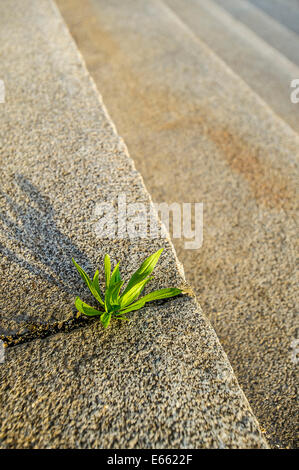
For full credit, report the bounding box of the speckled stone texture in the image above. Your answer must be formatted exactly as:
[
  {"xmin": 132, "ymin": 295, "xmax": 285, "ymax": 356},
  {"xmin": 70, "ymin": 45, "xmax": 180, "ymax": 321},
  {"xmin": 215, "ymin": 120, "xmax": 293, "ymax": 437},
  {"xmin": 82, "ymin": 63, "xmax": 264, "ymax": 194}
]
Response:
[
  {"xmin": 1, "ymin": 298, "xmax": 266, "ymax": 449},
  {"xmin": 0, "ymin": 0, "xmax": 267, "ymax": 449},
  {"xmin": 163, "ymin": 0, "xmax": 299, "ymax": 133},
  {"xmin": 55, "ymin": 0, "xmax": 298, "ymax": 447}
]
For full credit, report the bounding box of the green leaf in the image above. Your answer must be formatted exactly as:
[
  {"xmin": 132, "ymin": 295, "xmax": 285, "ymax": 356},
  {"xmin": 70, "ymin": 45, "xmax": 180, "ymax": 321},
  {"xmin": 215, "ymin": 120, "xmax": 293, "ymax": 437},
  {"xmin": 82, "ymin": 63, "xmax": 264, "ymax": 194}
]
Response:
[
  {"xmin": 73, "ymin": 249, "xmax": 182, "ymax": 327},
  {"xmin": 122, "ymin": 248, "xmax": 164, "ymax": 296},
  {"xmin": 118, "ymin": 287, "xmax": 182, "ymax": 315},
  {"xmin": 92, "ymin": 269, "xmax": 105, "ymax": 306},
  {"xmin": 141, "ymin": 287, "xmax": 182, "ymax": 303},
  {"xmin": 104, "ymin": 254, "xmax": 111, "ymax": 288},
  {"xmin": 72, "ymin": 257, "xmax": 92, "ymax": 285},
  {"xmin": 75, "ymin": 297, "xmax": 103, "ymax": 316},
  {"xmin": 120, "ymin": 277, "xmax": 153, "ymax": 309},
  {"xmin": 100, "ymin": 311, "xmax": 112, "ymax": 328},
  {"xmin": 105, "ymin": 274, "xmax": 123, "ymax": 312},
  {"xmin": 72, "ymin": 258, "xmax": 104, "ymax": 306},
  {"xmin": 109, "ymin": 280, "xmax": 124, "ymax": 306},
  {"xmin": 110, "ymin": 262, "xmax": 121, "ymax": 286},
  {"xmin": 118, "ymin": 298, "xmax": 146, "ymax": 315}
]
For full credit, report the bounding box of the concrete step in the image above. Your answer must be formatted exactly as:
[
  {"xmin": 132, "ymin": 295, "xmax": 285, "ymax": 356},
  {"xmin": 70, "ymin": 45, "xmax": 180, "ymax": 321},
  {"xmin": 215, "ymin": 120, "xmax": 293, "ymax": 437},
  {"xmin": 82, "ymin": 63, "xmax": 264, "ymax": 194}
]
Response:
[
  {"xmin": 163, "ymin": 0, "xmax": 299, "ymax": 133},
  {"xmin": 56, "ymin": 0, "xmax": 299, "ymax": 448},
  {"xmin": 247, "ymin": 0, "xmax": 299, "ymax": 35},
  {"xmin": 0, "ymin": 0, "xmax": 267, "ymax": 449},
  {"xmin": 212, "ymin": 0, "xmax": 299, "ymax": 66}
]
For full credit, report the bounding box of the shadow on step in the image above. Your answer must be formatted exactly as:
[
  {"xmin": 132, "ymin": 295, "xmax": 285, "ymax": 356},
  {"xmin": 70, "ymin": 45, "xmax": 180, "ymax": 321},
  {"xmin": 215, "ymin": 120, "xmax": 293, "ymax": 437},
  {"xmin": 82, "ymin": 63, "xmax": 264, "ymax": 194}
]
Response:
[{"xmin": 0, "ymin": 174, "xmax": 91, "ymax": 297}]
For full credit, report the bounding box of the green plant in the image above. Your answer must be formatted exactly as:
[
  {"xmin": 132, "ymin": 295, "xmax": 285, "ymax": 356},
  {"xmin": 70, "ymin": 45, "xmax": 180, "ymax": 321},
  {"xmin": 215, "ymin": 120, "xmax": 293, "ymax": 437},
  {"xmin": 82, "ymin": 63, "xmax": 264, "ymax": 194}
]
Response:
[{"xmin": 72, "ymin": 249, "xmax": 182, "ymax": 328}]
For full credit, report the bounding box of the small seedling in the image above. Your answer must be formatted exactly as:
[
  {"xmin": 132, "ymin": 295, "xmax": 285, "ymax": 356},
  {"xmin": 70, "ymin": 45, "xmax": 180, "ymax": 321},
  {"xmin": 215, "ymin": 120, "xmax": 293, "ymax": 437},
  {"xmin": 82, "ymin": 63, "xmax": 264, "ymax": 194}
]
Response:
[{"xmin": 72, "ymin": 248, "xmax": 182, "ymax": 328}]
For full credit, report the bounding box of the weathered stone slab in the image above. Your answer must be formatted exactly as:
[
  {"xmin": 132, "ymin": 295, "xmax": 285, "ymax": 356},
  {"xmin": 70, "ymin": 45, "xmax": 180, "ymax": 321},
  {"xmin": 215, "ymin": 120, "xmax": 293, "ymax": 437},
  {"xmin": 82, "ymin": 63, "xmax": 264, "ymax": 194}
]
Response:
[
  {"xmin": 55, "ymin": 0, "xmax": 298, "ymax": 448},
  {"xmin": 164, "ymin": 0, "xmax": 299, "ymax": 133},
  {"xmin": 212, "ymin": 0, "xmax": 299, "ymax": 66},
  {"xmin": 247, "ymin": 0, "xmax": 299, "ymax": 35},
  {"xmin": 0, "ymin": 0, "xmax": 267, "ymax": 448},
  {"xmin": 0, "ymin": 0, "xmax": 182, "ymax": 335},
  {"xmin": 1, "ymin": 296, "xmax": 267, "ymax": 448}
]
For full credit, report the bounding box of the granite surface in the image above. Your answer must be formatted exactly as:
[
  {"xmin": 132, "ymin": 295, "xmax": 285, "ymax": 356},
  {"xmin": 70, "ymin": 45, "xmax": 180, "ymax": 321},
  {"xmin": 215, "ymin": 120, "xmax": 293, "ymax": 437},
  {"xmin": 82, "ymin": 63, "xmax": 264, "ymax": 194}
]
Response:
[
  {"xmin": 56, "ymin": 0, "xmax": 298, "ymax": 447},
  {"xmin": 0, "ymin": 0, "xmax": 267, "ymax": 448}
]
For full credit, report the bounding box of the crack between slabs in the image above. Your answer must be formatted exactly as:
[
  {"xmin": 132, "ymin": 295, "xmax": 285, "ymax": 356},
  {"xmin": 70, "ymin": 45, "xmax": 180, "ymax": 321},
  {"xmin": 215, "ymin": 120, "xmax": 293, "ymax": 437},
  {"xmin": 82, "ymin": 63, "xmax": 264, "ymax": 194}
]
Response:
[
  {"xmin": 0, "ymin": 314, "xmax": 97, "ymax": 348},
  {"xmin": 0, "ymin": 295, "xmax": 186, "ymax": 349}
]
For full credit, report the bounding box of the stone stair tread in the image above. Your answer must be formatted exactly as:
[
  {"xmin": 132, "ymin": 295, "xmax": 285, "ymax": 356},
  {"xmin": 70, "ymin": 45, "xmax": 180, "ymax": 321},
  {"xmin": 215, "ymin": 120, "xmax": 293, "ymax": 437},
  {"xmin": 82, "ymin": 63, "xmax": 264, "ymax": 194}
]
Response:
[
  {"xmin": 164, "ymin": 0, "xmax": 299, "ymax": 133},
  {"xmin": 212, "ymin": 0, "xmax": 299, "ymax": 65},
  {"xmin": 55, "ymin": 0, "xmax": 298, "ymax": 448},
  {"xmin": 0, "ymin": 0, "xmax": 267, "ymax": 449},
  {"xmin": 247, "ymin": 0, "xmax": 299, "ymax": 35}
]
